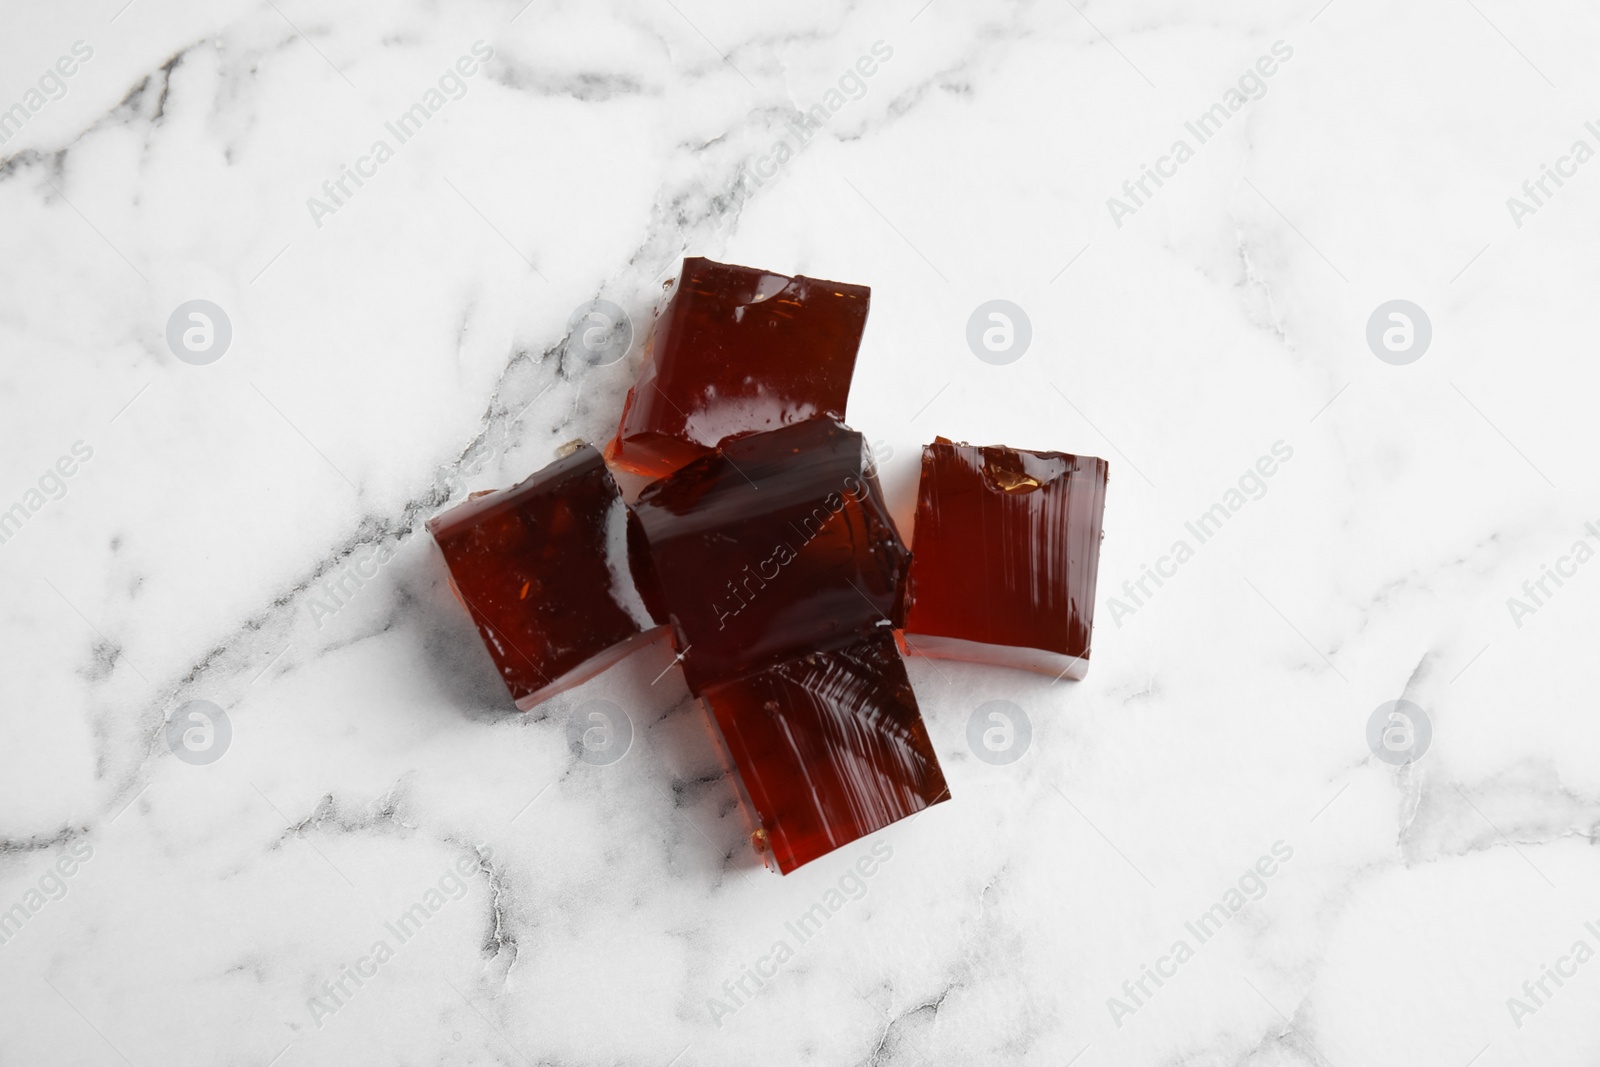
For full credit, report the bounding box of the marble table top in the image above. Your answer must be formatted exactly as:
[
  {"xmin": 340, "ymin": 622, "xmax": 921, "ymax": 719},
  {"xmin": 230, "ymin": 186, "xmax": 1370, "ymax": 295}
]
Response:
[{"xmin": 3, "ymin": 1, "xmax": 1598, "ymax": 1064}]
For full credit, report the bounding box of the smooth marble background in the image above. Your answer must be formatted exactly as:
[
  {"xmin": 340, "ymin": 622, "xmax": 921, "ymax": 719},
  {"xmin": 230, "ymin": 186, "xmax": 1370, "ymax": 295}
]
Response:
[{"xmin": 4, "ymin": 1, "xmax": 1600, "ymax": 1064}]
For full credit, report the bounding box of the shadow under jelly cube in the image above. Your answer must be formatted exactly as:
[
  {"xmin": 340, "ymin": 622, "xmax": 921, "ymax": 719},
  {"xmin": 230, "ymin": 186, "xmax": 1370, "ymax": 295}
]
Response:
[
  {"xmin": 426, "ymin": 444, "xmax": 667, "ymax": 710},
  {"xmin": 902, "ymin": 438, "xmax": 1109, "ymax": 680}
]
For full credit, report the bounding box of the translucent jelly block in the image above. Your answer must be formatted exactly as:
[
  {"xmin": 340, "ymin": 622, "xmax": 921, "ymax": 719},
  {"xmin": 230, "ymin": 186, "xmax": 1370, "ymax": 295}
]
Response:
[
  {"xmin": 426, "ymin": 445, "xmax": 666, "ymax": 710},
  {"xmin": 702, "ymin": 632, "xmax": 949, "ymax": 874},
  {"xmin": 902, "ymin": 439, "xmax": 1108, "ymax": 680},
  {"xmin": 605, "ymin": 257, "xmax": 870, "ymax": 479},
  {"xmin": 630, "ymin": 419, "xmax": 908, "ymax": 694}
]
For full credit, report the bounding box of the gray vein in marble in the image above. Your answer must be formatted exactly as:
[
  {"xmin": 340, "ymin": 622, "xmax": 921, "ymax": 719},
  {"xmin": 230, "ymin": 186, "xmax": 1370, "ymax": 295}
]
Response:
[
  {"xmin": 0, "ymin": 824, "xmax": 88, "ymax": 860},
  {"xmin": 491, "ymin": 61, "xmax": 651, "ymax": 102},
  {"xmin": 0, "ymin": 43, "xmax": 200, "ymax": 188}
]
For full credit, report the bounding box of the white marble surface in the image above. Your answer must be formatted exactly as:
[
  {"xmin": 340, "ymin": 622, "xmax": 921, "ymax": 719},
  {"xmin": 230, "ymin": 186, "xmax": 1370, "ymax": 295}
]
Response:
[{"xmin": 4, "ymin": 1, "xmax": 1600, "ymax": 1064}]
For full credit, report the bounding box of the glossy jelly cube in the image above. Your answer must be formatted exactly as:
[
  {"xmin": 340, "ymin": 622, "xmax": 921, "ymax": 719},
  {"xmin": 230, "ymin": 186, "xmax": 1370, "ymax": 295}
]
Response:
[
  {"xmin": 902, "ymin": 438, "xmax": 1108, "ymax": 680},
  {"xmin": 630, "ymin": 419, "xmax": 908, "ymax": 694},
  {"xmin": 426, "ymin": 445, "xmax": 666, "ymax": 709},
  {"xmin": 701, "ymin": 631, "xmax": 949, "ymax": 874},
  {"xmin": 605, "ymin": 257, "xmax": 870, "ymax": 479}
]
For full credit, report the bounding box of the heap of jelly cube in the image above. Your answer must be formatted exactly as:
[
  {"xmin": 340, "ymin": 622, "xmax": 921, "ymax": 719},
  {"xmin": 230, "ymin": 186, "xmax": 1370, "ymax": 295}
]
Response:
[
  {"xmin": 629, "ymin": 417, "xmax": 948, "ymax": 872},
  {"xmin": 426, "ymin": 256, "xmax": 1108, "ymax": 874}
]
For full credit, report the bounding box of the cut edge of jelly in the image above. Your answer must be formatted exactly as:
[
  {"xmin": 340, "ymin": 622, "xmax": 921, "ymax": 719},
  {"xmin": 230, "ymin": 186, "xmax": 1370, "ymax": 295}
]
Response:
[
  {"xmin": 603, "ymin": 428, "xmax": 707, "ymax": 480},
  {"xmin": 897, "ymin": 631, "xmax": 1089, "ymax": 681}
]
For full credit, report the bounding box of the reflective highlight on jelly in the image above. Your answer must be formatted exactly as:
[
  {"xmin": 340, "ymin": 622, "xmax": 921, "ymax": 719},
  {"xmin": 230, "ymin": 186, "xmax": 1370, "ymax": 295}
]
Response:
[
  {"xmin": 606, "ymin": 257, "xmax": 870, "ymax": 479},
  {"xmin": 702, "ymin": 632, "xmax": 949, "ymax": 874}
]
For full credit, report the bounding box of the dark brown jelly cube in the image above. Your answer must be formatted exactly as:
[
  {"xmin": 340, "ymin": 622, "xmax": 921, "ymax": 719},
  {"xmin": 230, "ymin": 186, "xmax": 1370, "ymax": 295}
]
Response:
[
  {"xmin": 701, "ymin": 631, "xmax": 949, "ymax": 874},
  {"xmin": 605, "ymin": 257, "xmax": 870, "ymax": 479},
  {"xmin": 902, "ymin": 439, "xmax": 1108, "ymax": 680},
  {"xmin": 426, "ymin": 445, "xmax": 665, "ymax": 710},
  {"xmin": 630, "ymin": 419, "xmax": 908, "ymax": 694}
]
